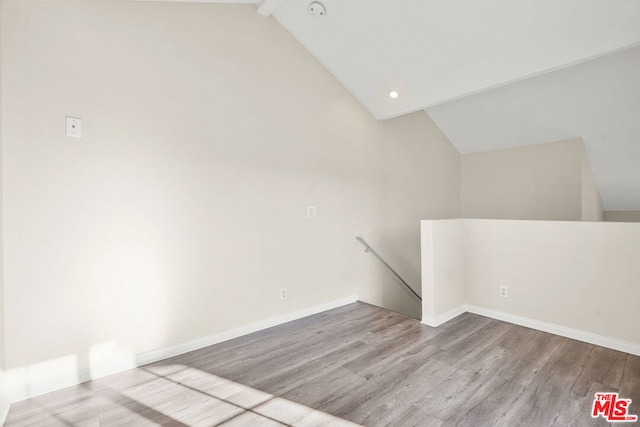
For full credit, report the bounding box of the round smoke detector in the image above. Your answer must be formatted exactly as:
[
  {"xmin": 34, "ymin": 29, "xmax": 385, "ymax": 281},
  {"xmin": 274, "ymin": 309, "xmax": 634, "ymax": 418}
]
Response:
[{"xmin": 309, "ymin": 1, "xmax": 326, "ymax": 17}]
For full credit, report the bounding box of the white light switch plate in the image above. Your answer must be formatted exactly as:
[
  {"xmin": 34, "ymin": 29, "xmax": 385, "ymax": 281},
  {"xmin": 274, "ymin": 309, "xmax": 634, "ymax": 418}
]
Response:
[
  {"xmin": 306, "ymin": 206, "xmax": 318, "ymax": 218},
  {"xmin": 66, "ymin": 117, "xmax": 82, "ymax": 138}
]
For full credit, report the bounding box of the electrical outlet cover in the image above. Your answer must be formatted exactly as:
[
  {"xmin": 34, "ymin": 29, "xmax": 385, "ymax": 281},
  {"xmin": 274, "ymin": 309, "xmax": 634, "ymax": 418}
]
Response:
[
  {"xmin": 499, "ymin": 285, "xmax": 508, "ymax": 298},
  {"xmin": 66, "ymin": 117, "xmax": 82, "ymax": 138}
]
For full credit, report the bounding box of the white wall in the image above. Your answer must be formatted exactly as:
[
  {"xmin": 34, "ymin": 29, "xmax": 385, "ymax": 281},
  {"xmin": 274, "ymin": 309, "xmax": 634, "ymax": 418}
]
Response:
[
  {"xmin": 581, "ymin": 145, "xmax": 604, "ymax": 221},
  {"xmin": 361, "ymin": 112, "xmax": 460, "ymax": 319},
  {"xmin": 0, "ymin": 0, "xmax": 8, "ymax": 420},
  {"xmin": 420, "ymin": 220, "xmax": 465, "ymax": 325},
  {"xmin": 422, "ymin": 219, "xmax": 640, "ymax": 352},
  {"xmin": 1, "ymin": 0, "xmax": 462, "ymax": 400},
  {"xmin": 461, "ymin": 138, "xmax": 602, "ymax": 221},
  {"xmin": 0, "ymin": 0, "xmax": 4, "ymax": 367},
  {"xmin": 2, "ymin": 0, "xmax": 365, "ymax": 371}
]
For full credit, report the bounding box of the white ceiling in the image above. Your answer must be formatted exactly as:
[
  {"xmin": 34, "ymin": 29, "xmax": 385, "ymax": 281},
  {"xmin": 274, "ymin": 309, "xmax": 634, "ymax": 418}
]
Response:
[
  {"xmin": 272, "ymin": 0, "xmax": 640, "ymax": 119},
  {"xmin": 427, "ymin": 46, "xmax": 640, "ymax": 210},
  {"xmin": 141, "ymin": 0, "xmax": 640, "ymax": 211}
]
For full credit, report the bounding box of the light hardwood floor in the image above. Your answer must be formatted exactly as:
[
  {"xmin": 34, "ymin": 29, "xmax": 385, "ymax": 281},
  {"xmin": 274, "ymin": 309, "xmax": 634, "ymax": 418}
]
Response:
[{"xmin": 6, "ymin": 302, "xmax": 640, "ymax": 426}]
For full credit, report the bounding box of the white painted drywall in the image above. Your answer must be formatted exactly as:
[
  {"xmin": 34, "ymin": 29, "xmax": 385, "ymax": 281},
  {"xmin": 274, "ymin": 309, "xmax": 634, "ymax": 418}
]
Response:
[
  {"xmin": 581, "ymin": 145, "xmax": 604, "ymax": 221},
  {"xmin": 2, "ymin": 0, "xmax": 372, "ymax": 372},
  {"xmin": 0, "ymin": 0, "xmax": 4, "ymax": 369},
  {"xmin": 466, "ymin": 220, "xmax": 639, "ymax": 344},
  {"xmin": 1, "ymin": 0, "xmax": 462, "ymax": 399},
  {"xmin": 461, "ymin": 139, "xmax": 602, "ymax": 221},
  {"xmin": 420, "ymin": 220, "xmax": 466, "ymax": 324},
  {"xmin": 422, "ymin": 219, "xmax": 640, "ymax": 346},
  {"xmin": 360, "ymin": 112, "xmax": 460, "ymax": 319},
  {"xmin": 0, "ymin": 1, "xmax": 7, "ymax": 421}
]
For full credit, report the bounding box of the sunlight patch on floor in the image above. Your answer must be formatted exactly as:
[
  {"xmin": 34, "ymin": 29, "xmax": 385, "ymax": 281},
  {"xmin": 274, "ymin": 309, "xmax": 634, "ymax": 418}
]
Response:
[{"xmin": 5, "ymin": 363, "xmax": 362, "ymax": 426}]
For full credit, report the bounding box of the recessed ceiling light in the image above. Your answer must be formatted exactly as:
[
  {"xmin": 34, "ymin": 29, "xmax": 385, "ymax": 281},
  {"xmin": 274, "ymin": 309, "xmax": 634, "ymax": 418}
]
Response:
[{"xmin": 389, "ymin": 90, "xmax": 399, "ymax": 99}]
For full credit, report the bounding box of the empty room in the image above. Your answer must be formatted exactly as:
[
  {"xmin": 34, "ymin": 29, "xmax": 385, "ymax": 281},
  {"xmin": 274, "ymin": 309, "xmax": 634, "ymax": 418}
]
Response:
[{"xmin": 1, "ymin": 0, "xmax": 639, "ymax": 426}]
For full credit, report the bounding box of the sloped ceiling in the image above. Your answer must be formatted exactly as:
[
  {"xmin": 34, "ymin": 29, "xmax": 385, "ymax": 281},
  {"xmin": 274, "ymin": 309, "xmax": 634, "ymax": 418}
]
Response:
[
  {"xmin": 140, "ymin": 0, "xmax": 640, "ymax": 210},
  {"xmin": 427, "ymin": 46, "xmax": 640, "ymax": 210}
]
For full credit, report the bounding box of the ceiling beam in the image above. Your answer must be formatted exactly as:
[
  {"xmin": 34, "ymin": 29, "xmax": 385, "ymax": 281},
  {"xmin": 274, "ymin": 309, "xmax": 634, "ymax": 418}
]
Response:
[{"xmin": 256, "ymin": 0, "xmax": 286, "ymax": 16}]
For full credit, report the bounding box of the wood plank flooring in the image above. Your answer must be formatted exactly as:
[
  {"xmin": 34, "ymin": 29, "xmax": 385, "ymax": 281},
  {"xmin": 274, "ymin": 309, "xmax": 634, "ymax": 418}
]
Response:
[{"xmin": 6, "ymin": 302, "xmax": 640, "ymax": 426}]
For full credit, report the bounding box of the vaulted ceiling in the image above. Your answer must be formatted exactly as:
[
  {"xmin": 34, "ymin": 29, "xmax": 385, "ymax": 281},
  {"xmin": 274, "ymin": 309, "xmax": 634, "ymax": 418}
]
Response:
[{"xmin": 144, "ymin": 0, "xmax": 640, "ymax": 211}]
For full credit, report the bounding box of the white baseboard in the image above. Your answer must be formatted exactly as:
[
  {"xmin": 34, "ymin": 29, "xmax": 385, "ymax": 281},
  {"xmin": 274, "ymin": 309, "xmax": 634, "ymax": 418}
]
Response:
[
  {"xmin": 424, "ymin": 304, "xmax": 640, "ymax": 357},
  {"xmin": 7, "ymin": 295, "xmax": 359, "ymax": 404},
  {"xmin": 465, "ymin": 305, "xmax": 640, "ymax": 357},
  {"xmin": 421, "ymin": 305, "xmax": 468, "ymax": 327},
  {"xmin": 135, "ymin": 295, "xmax": 358, "ymax": 366}
]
